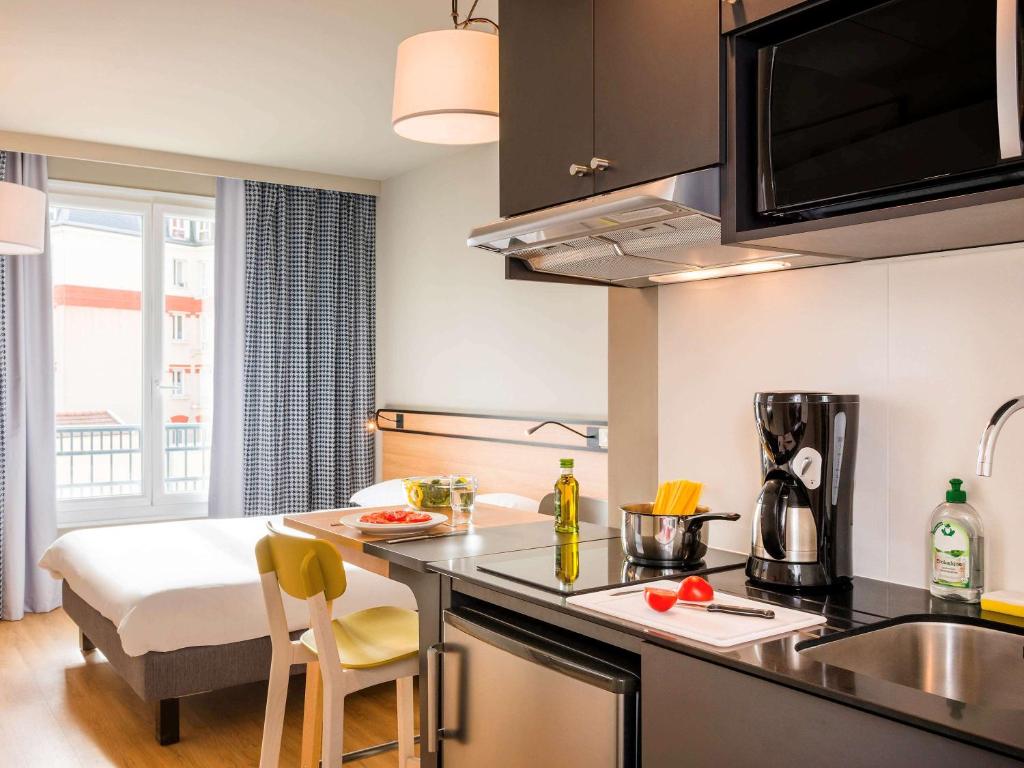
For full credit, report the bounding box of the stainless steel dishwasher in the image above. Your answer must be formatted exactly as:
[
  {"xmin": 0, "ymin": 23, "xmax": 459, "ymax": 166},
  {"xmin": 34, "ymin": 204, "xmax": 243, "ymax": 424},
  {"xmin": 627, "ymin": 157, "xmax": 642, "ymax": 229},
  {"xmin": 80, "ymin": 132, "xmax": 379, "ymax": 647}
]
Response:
[{"xmin": 428, "ymin": 608, "xmax": 639, "ymax": 768}]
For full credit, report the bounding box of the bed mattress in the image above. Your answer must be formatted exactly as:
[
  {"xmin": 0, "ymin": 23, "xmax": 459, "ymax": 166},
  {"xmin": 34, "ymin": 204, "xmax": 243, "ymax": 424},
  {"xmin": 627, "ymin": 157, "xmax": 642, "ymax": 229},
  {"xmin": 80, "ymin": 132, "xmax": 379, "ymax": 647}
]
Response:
[{"xmin": 39, "ymin": 515, "xmax": 416, "ymax": 657}]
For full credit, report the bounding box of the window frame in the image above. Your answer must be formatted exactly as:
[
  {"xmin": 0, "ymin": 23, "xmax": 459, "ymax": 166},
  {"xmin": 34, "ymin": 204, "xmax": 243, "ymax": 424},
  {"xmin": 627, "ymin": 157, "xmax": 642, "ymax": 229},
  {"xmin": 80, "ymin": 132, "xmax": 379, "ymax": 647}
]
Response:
[{"xmin": 51, "ymin": 181, "xmax": 215, "ymax": 527}]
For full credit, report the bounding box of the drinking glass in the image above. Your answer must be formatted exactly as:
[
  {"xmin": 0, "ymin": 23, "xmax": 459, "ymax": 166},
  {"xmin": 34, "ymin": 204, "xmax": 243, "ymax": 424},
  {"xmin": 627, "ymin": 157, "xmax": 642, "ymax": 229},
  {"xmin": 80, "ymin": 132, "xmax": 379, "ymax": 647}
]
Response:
[{"xmin": 449, "ymin": 475, "xmax": 478, "ymax": 524}]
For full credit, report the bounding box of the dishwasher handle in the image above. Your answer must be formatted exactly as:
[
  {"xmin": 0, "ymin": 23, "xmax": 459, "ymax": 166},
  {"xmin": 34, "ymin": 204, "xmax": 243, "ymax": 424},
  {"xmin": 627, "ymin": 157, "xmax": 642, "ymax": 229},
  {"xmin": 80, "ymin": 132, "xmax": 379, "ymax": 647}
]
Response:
[
  {"xmin": 445, "ymin": 609, "xmax": 638, "ymax": 694},
  {"xmin": 426, "ymin": 642, "xmax": 443, "ymax": 753}
]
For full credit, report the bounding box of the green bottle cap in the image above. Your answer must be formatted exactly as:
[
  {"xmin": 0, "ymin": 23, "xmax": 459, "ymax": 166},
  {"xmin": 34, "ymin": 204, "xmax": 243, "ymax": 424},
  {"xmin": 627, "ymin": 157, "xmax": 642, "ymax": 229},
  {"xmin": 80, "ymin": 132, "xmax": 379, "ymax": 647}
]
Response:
[
  {"xmin": 560, "ymin": 458, "xmax": 574, "ymax": 468},
  {"xmin": 946, "ymin": 478, "xmax": 967, "ymax": 503}
]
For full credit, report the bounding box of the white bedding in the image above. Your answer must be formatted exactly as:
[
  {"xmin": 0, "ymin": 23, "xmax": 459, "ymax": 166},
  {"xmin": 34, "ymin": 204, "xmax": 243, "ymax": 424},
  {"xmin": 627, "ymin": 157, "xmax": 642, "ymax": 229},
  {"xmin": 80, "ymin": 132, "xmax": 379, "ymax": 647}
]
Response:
[{"xmin": 39, "ymin": 515, "xmax": 416, "ymax": 657}]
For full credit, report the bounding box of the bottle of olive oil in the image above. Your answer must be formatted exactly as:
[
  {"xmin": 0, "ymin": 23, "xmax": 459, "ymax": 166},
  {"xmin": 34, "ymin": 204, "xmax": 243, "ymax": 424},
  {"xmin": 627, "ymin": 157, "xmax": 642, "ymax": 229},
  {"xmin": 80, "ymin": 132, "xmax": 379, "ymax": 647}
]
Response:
[{"xmin": 553, "ymin": 458, "xmax": 580, "ymax": 534}]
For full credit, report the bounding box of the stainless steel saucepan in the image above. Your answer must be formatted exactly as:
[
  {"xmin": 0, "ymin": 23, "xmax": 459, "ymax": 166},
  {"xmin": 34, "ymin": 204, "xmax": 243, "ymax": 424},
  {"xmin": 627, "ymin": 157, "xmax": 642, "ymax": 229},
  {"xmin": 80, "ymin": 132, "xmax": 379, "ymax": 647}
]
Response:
[{"xmin": 620, "ymin": 503, "xmax": 740, "ymax": 566}]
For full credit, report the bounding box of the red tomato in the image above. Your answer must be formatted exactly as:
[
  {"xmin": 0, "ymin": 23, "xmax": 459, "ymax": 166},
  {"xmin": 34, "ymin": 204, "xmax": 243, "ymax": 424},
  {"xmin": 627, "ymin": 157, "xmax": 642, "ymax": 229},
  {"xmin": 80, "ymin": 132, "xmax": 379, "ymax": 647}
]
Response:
[
  {"xmin": 644, "ymin": 587, "xmax": 679, "ymax": 613},
  {"xmin": 678, "ymin": 575, "xmax": 714, "ymax": 603},
  {"xmin": 360, "ymin": 509, "xmax": 435, "ymax": 525}
]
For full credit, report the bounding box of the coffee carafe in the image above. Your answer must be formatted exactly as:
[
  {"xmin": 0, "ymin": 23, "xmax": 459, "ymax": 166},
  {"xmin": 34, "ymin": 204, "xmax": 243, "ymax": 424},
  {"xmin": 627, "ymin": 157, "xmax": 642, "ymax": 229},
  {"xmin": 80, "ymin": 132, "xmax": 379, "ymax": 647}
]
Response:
[{"xmin": 746, "ymin": 392, "xmax": 859, "ymax": 590}]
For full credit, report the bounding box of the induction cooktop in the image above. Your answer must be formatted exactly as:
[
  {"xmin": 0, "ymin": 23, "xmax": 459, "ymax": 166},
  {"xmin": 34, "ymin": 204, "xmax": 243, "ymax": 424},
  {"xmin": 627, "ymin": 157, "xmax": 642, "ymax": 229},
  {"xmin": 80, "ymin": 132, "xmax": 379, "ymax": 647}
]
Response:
[{"xmin": 475, "ymin": 539, "xmax": 747, "ymax": 596}]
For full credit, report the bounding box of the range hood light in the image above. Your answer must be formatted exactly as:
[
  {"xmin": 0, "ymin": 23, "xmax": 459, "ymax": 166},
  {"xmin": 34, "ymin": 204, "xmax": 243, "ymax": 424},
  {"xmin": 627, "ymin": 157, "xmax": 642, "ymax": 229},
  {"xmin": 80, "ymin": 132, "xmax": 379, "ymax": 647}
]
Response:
[{"xmin": 649, "ymin": 260, "xmax": 792, "ymax": 284}]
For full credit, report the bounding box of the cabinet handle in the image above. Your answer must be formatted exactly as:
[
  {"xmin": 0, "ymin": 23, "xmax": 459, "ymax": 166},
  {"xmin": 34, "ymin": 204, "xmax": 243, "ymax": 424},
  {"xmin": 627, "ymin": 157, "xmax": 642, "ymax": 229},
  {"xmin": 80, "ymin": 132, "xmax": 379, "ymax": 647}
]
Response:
[
  {"xmin": 723, "ymin": 0, "xmax": 739, "ymax": 5},
  {"xmin": 590, "ymin": 157, "xmax": 612, "ymax": 172},
  {"xmin": 568, "ymin": 163, "xmax": 591, "ymax": 177}
]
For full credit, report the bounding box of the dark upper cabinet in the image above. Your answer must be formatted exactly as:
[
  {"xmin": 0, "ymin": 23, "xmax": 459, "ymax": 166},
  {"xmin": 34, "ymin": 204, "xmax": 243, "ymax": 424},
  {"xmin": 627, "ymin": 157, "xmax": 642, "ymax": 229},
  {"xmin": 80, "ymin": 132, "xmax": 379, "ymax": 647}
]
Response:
[
  {"xmin": 593, "ymin": 0, "xmax": 721, "ymax": 194},
  {"xmin": 498, "ymin": 0, "xmax": 595, "ymax": 217},
  {"xmin": 499, "ymin": 0, "xmax": 722, "ymax": 217}
]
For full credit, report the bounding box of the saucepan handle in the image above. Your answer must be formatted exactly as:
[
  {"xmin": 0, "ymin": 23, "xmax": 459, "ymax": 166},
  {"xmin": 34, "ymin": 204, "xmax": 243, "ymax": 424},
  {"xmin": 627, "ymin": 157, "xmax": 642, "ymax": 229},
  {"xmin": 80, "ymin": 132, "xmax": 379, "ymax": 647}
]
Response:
[{"xmin": 683, "ymin": 511, "xmax": 741, "ymax": 533}]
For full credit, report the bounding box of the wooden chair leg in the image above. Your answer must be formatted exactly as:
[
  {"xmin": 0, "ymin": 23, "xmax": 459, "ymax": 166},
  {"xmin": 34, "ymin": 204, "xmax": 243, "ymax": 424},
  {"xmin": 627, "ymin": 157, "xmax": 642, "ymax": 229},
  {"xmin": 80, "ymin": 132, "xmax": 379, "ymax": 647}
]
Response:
[
  {"xmin": 258, "ymin": 654, "xmax": 291, "ymax": 768},
  {"xmin": 299, "ymin": 662, "xmax": 324, "ymax": 768},
  {"xmin": 154, "ymin": 698, "xmax": 180, "ymax": 746},
  {"xmin": 320, "ymin": 682, "xmax": 346, "ymax": 768},
  {"xmin": 396, "ymin": 676, "xmax": 416, "ymax": 767}
]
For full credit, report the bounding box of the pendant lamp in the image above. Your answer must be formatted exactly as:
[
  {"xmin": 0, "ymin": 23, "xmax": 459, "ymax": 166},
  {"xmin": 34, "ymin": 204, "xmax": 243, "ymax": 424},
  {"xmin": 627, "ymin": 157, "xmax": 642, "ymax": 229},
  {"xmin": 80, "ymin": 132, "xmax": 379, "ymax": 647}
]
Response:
[
  {"xmin": 0, "ymin": 180, "xmax": 46, "ymax": 256},
  {"xmin": 392, "ymin": 1, "xmax": 499, "ymax": 145}
]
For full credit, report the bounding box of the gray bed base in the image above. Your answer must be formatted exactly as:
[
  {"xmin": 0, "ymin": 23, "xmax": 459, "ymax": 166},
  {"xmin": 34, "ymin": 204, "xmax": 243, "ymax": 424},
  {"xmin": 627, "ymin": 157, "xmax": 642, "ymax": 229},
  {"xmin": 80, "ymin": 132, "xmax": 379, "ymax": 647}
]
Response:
[{"xmin": 62, "ymin": 581, "xmax": 303, "ymax": 745}]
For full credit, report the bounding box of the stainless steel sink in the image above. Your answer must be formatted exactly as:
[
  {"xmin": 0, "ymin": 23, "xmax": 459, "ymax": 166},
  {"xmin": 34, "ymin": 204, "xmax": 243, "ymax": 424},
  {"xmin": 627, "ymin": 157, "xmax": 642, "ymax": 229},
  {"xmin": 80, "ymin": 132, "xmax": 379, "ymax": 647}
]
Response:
[{"xmin": 798, "ymin": 620, "xmax": 1024, "ymax": 709}]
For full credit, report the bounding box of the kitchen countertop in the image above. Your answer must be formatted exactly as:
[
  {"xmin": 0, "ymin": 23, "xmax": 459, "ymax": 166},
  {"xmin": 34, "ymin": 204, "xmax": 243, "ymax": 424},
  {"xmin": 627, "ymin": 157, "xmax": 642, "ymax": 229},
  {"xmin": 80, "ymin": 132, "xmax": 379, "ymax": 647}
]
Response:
[
  {"xmin": 428, "ymin": 543, "xmax": 1024, "ymax": 761},
  {"xmin": 361, "ymin": 520, "xmax": 619, "ymax": 573}
]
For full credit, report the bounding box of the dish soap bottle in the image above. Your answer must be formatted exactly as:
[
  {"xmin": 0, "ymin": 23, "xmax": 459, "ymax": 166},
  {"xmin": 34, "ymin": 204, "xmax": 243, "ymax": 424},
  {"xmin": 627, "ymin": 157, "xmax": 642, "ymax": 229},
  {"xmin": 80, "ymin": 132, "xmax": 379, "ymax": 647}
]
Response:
[
  {"xmin": 929, "ymin": 478, "xmax": 984, "ymax": 603},
  {"xmin": 553, "ymin": 458, "xmax": 580, "ymax": 534}
]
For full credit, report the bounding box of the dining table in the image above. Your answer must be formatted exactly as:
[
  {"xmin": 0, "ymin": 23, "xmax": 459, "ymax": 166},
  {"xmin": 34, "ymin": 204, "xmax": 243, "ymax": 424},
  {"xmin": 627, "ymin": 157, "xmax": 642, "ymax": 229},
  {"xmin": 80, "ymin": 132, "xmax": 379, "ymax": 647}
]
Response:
[{"xmin": 283, "ymin": 502, "xmax": 619, "ymax": 768}]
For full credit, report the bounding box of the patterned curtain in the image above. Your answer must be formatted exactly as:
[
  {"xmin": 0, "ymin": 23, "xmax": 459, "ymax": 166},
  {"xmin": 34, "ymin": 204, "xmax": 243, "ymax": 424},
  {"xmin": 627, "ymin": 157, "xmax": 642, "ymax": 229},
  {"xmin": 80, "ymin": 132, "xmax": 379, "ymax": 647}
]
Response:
[{"xmin": 241, "ymin": 182, "xmax": 375, "ymax": 517}]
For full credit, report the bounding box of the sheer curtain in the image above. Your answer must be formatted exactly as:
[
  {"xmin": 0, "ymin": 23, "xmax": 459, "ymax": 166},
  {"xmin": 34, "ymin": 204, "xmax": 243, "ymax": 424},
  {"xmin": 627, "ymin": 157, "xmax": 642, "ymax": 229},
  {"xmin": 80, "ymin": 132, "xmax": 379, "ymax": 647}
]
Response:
[
  {"xmin": 208, "ymin": 178, "xmax": 246, "ymax": 519},
  {"xmin": 0, "ymin": 151, "xmax": 60, "ymax": 620}
]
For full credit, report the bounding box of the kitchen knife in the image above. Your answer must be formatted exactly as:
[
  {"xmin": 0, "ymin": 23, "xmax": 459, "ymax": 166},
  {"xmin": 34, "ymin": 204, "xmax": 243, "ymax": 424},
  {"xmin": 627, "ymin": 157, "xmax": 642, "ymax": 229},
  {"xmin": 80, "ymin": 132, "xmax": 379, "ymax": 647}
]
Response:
[
  {"xmin": 676, "ymin": 601, "xmax": 775, "ymax": 619},
  {"xmin": 606, "ymin": 586, "xmax": 776, "ymax": 618}
]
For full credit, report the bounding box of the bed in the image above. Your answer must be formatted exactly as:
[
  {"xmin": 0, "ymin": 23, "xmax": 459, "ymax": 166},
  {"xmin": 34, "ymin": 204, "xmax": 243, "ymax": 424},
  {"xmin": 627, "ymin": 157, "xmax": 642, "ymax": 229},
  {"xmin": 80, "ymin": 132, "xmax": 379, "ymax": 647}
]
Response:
[
  {"xmin": 39, "ymin": 408, "xmax": 607, "ymax": 747},
  {"xmin": 39, "ymin": 515, "xmax": 416, "ymax": 744}
]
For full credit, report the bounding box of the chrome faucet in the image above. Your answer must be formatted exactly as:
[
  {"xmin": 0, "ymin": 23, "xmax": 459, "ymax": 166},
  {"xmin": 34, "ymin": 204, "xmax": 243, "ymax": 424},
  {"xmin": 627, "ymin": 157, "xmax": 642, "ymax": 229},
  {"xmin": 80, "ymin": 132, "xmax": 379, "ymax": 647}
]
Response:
[{"xmin": 977, "ymin": 396, "xmax": 1024, "ymax": 476}]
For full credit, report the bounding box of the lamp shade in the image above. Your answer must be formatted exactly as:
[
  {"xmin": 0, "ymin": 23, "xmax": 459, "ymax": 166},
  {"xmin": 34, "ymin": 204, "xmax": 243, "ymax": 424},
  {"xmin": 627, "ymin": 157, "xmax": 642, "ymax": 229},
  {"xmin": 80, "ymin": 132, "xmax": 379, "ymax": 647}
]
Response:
[
  {"xmin": 392, "ymin": 28, "xmax": 499, "ymax": 145},
  {"xmin": 0, "ymin": 181, "xmax": 46, "ymax": 256}
]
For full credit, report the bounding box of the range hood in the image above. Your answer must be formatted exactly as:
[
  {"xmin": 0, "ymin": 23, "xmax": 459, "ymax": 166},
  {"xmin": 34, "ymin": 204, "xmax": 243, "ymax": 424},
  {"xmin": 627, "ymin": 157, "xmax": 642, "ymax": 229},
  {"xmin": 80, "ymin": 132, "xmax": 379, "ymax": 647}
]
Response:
[{"xmin": 468, "ymin": 169, "xmax": 845, "ymax": 287}]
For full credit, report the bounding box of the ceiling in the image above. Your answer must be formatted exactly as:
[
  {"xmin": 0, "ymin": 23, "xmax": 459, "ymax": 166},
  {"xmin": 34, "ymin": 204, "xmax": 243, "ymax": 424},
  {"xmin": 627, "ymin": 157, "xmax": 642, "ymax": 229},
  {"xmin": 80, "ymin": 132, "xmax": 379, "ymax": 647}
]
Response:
[{"xmin": 0, "ymin": 0, "xmax": 498, "ymax": 181}]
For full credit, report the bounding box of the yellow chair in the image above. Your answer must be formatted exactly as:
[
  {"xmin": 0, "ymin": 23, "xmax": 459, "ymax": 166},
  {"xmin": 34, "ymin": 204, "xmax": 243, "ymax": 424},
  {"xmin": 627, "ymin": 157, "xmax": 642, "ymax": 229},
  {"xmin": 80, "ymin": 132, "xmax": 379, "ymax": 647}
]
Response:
[{"xmin": 255, "ymin": 527, "xmax": 419, "ymax": 768}]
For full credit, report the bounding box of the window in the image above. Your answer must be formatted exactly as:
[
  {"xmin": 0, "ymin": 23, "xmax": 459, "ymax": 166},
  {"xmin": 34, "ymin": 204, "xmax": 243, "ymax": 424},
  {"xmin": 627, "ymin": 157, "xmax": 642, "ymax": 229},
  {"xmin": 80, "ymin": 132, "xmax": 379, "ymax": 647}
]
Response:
[
  {"xmin": 172, "ymin": 258, "xmax": 186, "ymax": 288},
  {"xmin": 167, "ymin": 217, "xmax": 189, "ymax": 241},
  {"xmin": 195, "ymin": 220, "xmax": 213, "ymax": 244},
  {"xmin": 170, "ymin": 314, "xmax": 185, "ymax": 341},
  {"xmin": 50, "ymin": 181, "xmax": 216, "ymax": 525}
]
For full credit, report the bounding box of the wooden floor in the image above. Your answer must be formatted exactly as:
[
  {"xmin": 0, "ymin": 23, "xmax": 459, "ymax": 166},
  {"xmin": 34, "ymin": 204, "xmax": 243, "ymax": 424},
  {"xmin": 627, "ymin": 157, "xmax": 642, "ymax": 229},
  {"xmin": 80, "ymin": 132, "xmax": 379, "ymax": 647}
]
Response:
[{"xmin": 0, "ymin": 609, "xmax": 416, "ymax": 768}]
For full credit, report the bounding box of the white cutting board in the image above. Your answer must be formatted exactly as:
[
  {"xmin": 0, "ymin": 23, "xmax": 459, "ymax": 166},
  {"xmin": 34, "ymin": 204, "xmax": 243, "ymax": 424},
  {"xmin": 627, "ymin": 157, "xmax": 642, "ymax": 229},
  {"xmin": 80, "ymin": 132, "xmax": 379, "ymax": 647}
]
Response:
[{"xmin": 567, "ymin": 580, "xmax": 826, "ymax": 648}]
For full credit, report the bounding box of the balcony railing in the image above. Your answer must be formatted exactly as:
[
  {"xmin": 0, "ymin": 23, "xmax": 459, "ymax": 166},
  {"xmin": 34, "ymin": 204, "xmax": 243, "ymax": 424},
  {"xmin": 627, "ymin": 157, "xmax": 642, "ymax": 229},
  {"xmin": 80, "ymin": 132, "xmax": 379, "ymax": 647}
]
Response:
[{"xmin": 56, "ymin": 423, "xmax": 212, "ymax": 500}]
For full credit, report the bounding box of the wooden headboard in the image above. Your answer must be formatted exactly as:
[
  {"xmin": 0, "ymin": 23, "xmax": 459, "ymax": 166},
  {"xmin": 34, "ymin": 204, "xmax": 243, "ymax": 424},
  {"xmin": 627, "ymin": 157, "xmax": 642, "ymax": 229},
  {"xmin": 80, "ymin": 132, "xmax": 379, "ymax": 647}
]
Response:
[{"xmin": 378, "ymin": 408, "xmax": 608, "ymax": 502}]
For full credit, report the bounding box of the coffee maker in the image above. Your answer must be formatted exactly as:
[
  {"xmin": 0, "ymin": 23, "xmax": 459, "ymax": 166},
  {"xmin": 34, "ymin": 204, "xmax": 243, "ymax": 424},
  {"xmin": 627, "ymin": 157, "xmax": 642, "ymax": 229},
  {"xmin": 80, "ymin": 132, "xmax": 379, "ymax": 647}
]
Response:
[{"xmin": 746, "ymin": 392, "xmax": 859, "ymax": 590}]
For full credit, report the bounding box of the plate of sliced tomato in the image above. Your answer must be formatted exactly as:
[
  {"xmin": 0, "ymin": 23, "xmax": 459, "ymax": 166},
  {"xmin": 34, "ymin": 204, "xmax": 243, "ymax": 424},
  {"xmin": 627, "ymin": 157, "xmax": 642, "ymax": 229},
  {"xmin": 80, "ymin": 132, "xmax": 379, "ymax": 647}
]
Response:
[{"xmin": 338, "ymin": 508, "xmax": 449, "ymax": 534}]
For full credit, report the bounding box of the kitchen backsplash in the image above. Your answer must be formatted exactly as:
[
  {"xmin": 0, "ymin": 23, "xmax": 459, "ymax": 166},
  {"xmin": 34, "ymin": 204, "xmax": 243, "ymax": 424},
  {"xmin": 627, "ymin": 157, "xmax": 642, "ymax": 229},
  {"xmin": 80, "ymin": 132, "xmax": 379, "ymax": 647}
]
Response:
[{"xmin": 658, "ymin": 244, "xmax": 1024, "ymax": 591}]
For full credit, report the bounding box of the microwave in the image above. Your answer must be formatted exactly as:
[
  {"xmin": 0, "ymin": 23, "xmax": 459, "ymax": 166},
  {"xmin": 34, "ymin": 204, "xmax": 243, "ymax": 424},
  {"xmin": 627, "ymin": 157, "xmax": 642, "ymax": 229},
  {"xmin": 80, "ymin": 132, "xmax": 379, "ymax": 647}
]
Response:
[{"xmin": 755, "ymin": 0, "xmax": 1024, "ymax": 220}]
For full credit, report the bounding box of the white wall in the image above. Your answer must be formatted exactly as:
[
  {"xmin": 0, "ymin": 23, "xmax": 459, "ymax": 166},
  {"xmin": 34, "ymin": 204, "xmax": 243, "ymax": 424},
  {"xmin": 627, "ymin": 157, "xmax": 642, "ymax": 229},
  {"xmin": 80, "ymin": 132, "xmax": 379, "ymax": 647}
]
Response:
[
  {"xmin": 658, "ymin": 244, "xmax": 1024, "ymax": 591},
  {"xmin": 377, "ymin": 144, "xmax": 608, "ymax": 421}
]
